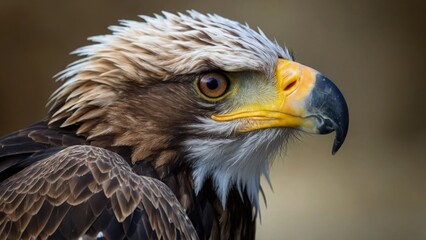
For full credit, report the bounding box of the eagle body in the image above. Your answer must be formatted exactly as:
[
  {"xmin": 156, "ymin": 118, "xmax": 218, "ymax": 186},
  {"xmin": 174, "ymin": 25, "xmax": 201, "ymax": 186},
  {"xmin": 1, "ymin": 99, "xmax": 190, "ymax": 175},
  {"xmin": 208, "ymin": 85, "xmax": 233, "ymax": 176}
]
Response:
[{"xmin": 0, "ymin": 11, "xmax": 348, "ymax": 239}]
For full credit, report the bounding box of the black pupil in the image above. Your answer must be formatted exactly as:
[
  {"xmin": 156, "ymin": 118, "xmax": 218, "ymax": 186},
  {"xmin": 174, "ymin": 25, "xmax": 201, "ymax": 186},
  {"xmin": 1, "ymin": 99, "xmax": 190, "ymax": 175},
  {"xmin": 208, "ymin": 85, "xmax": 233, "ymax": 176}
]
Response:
[{"xmin": 206, "ymin": 77, "xmax": 219, "ymax": 90}]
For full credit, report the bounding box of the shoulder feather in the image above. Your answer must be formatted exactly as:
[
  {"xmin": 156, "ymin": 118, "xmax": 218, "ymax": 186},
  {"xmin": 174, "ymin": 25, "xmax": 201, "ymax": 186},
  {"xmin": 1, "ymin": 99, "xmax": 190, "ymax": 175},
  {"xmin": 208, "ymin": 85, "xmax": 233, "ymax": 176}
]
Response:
[{"xmin": 0, "ymin": 145, "xmax": 198, "ymax": 239}]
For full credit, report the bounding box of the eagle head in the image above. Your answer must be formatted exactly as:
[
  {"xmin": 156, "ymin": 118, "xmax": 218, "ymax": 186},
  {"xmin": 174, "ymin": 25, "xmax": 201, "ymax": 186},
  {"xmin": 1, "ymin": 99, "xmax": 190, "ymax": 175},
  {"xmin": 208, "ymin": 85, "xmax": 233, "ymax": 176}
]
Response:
[{"xmin": 48, "ymin": 11, "xmax": 349, "ymax": 209}]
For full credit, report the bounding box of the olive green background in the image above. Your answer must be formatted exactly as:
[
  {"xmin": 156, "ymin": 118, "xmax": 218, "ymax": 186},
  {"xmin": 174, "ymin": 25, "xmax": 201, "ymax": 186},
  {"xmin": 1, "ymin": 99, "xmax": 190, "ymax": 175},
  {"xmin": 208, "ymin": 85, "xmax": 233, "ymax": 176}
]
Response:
[{"xmin": 0, "ymin": 1, "xmax": 425, "ymax": 239}]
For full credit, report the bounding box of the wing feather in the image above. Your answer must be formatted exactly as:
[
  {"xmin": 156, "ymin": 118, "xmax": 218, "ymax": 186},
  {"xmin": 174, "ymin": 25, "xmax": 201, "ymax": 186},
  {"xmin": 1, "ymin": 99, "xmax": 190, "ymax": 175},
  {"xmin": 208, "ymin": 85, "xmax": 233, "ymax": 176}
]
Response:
[
  {"xmin": 0, "ymin": 145, "xmax": 198, "ymax": 239},
  {"xmin": 0, "ymin": 121, "xmax": 85, "ymax": 182}
]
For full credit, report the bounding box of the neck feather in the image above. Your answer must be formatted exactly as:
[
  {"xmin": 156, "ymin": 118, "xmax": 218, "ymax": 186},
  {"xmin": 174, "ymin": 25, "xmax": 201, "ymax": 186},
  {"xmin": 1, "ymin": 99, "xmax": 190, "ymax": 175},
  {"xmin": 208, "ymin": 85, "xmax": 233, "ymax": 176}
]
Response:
[{"xmin": 184, "ymin": 118, "xmax": 290, "ymax": 211}]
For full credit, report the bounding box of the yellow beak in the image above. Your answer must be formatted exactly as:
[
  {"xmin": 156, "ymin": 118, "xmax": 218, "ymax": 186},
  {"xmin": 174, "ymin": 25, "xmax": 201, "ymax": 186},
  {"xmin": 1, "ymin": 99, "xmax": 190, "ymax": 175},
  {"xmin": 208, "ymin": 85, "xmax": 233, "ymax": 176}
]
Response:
[{"xmin": 212, "ymin": 59, "xmax": 349, "ymax": 154}]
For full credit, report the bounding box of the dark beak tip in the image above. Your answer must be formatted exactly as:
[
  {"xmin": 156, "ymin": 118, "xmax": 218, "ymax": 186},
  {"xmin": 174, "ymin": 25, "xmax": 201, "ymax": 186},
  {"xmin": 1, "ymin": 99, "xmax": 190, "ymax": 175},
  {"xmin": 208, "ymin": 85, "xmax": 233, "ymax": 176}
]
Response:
[
  {"xmin": 311, "ymin": 73, "xmax": 349, "ymax": 155},
  {"xmin": 331, "ymin": 107, "xmax": 349, "ymax": 155},
  {"xmin": 332, "ymin": 137, "xmax": 343, "ymax": 155}
]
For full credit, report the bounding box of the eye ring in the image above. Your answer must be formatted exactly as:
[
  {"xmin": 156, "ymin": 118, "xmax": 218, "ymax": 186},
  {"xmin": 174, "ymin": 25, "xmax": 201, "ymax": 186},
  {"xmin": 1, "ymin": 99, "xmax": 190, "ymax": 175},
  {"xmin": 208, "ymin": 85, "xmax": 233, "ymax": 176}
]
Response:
[{"xmin": 197, "ymin": 72, "xmax": 230, "ymax": 99}]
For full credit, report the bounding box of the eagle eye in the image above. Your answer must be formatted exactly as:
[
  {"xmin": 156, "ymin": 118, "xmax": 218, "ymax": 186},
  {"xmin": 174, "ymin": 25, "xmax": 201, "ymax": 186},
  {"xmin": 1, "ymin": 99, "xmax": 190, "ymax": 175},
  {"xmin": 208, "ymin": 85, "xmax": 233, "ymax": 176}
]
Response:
[{"xmin": 198, "ymin": 73, "xmax": 229, "ymax": 99}]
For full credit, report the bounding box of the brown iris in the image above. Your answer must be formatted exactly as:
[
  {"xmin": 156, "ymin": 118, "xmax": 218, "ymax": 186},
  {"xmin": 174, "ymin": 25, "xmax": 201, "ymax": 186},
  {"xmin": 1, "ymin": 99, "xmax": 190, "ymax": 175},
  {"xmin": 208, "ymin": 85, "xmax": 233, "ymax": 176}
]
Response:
[{"xmin": 198, "ymin": 73, "xmax": 229, "ymax": 99}]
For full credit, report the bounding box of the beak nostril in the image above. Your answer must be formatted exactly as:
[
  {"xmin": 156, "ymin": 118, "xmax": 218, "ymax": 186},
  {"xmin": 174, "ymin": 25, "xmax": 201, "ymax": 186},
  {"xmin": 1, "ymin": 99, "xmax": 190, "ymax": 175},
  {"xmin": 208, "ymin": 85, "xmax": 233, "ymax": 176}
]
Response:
[{"xmin": 284, "ymin": 80, "xmax": 297, "ymax": 91}]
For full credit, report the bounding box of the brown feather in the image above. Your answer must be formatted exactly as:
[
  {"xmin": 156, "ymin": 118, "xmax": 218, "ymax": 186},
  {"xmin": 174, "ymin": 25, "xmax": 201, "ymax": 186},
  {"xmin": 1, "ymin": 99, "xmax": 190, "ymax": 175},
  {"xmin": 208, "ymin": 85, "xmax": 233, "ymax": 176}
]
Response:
[{"xmin": 0, "ymin": 145, "xmax": 198, "ymax": 239}]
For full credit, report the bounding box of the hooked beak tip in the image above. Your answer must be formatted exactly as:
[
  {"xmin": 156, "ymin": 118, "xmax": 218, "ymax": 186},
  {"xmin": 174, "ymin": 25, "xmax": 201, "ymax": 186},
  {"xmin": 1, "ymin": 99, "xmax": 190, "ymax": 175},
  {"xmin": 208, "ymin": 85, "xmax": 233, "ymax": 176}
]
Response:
[{"xmin": 309, "ymin": 74, "xmax": 349, "ymax": 155}]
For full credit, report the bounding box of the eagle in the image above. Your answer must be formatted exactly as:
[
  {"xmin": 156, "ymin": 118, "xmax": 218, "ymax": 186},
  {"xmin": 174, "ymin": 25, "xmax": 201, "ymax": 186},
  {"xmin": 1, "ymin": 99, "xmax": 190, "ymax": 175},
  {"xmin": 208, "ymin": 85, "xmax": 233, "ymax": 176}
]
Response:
[{"xmin": 0, "ymin": 11, "xmax": 349, "ymax": 239}]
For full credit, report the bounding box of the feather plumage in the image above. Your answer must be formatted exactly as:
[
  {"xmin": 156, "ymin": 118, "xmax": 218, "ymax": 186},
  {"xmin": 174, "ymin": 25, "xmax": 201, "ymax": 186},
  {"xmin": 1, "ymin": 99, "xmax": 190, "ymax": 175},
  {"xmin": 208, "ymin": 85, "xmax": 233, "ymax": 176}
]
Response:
[{"xmin": 0, "ymin": 145, "xmax": 197, "ymax": 239}]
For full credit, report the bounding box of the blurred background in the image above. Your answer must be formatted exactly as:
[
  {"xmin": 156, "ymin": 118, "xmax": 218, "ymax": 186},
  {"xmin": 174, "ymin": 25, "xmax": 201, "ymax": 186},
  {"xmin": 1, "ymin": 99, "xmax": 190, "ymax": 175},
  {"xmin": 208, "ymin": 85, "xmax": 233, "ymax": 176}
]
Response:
[{"xmin": 0, "ymin": 0, "xmax": 425, "ymax": 239}]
